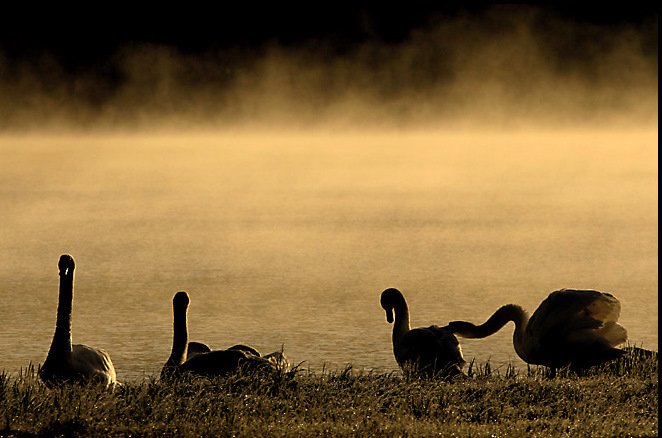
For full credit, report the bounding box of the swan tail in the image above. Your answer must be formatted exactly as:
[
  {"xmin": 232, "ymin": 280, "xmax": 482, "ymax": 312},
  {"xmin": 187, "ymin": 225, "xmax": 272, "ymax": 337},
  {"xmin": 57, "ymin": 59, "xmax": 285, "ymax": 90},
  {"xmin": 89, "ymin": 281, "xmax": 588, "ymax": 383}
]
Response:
[
  {"xmin": 262, "ymin": 351, "xmax": 291, "ymax": 372},
  {"xmin": 596, "ymin": 321, "xmax": 628, "ymax": 346}
]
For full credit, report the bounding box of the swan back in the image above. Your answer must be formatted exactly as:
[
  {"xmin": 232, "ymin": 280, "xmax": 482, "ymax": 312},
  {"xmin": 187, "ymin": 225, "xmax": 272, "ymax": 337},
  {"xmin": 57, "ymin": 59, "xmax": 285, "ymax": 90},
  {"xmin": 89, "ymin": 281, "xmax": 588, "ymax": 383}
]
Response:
[
  {"xmin": 395, "ymin": 325, "xmax": 465, "ymax": 377},
  {"xmin": 228, "ymin": 344, "xmax": 261, "ymax": 357},
  {"xmin": 70, "ymin": 344, "xmax": 117, "ymax": 385}
]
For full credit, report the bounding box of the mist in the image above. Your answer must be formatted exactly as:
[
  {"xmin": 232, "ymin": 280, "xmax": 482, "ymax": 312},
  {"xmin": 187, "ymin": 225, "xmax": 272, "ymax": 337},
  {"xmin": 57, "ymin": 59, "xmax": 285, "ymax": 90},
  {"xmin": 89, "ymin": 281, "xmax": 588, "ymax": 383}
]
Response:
[{"xmin": 0, "ymin": 6, "xmax": 657, "ymax": 133}]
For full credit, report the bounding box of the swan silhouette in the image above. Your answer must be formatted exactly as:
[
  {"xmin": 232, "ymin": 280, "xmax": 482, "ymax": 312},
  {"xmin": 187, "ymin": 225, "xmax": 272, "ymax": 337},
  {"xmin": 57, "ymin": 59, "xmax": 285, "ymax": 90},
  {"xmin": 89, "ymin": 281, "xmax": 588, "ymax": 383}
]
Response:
[
  {"xmin": 447, "ymin": 288, "xmax": 629, "ymax": 372},
  {"xmin": 380, "ymin": 288, "xmax": 465, "ymax": 377},
  {"xmin": 187, "ymin": 342, "xmax": 287, "ymax": 367},
  {"xmin": 39, "ymin": 255, "xmax": 118, "ymax": 386},
  {"xmin": 161, "ymin": 291, "xmax": 289, "ymax": 378}
]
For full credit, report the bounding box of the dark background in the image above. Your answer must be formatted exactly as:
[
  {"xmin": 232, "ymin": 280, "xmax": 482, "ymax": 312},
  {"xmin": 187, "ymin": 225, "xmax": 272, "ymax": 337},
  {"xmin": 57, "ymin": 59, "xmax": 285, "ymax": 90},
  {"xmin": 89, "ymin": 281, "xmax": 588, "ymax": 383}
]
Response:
[
  {"xmin": 1, "ymin": 4, "xmax": 658, "ymax": 68},
  {"xmin": 0, "ymin": 4, "xmax": 657, "ymax": 130}
]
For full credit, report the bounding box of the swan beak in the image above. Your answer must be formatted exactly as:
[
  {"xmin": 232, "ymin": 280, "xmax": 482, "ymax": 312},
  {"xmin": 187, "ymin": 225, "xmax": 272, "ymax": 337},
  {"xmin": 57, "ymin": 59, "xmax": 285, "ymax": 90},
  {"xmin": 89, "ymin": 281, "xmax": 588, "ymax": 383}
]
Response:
[{"xmin": 385, "ymin": 309, "xmax": 394, "ymax": 324}]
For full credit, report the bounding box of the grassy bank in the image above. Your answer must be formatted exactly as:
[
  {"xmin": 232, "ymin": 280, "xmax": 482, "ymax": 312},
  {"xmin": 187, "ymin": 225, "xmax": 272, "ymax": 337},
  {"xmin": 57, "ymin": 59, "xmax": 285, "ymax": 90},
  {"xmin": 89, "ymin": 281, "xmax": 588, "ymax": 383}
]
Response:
[{"xmin": 0, "ymin": 353, "xmax": 657, "ymax": 437}]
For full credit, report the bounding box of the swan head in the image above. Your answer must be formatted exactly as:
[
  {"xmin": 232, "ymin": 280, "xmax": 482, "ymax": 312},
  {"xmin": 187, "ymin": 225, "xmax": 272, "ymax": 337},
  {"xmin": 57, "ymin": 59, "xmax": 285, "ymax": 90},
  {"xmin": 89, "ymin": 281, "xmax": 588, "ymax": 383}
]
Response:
[
  {"xmin": 380, "ymin": 288, "xmax": 406, "ymax": 323},
  {"xmin": 58, "ymin": 254, "xmax": 75, "ymax": 276},
  {"xmin": 173, "ymin": 291, "xmax": 190, "ymax": 309}
]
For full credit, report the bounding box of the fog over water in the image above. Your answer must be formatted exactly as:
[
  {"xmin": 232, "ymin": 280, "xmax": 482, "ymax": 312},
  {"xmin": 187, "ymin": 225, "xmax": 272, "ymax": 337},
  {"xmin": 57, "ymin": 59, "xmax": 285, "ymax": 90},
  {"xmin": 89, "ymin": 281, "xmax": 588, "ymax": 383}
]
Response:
[
  {"xmin": 0, "ymin": 6, "xmax": 657, "ymax": 132},
  {"xmin": 0, "ymin": 7, "xmax": 657, "ymax": 380}
]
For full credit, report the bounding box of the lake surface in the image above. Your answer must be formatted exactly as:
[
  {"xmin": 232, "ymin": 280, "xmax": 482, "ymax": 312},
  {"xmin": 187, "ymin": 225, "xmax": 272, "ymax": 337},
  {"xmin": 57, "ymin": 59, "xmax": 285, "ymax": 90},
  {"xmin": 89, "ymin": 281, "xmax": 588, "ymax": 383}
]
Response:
[{"xmin": 0, "ymin": 129, "xmax": 657, "ymax": 381}]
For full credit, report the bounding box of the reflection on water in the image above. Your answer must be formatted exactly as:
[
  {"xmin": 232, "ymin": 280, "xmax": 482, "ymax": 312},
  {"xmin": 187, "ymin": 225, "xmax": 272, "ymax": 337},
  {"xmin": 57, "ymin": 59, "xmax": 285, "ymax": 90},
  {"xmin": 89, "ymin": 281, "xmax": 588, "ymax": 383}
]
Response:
[{"xmin": 0, "ymin": 129, "xmax": 657, "ymax": 380}]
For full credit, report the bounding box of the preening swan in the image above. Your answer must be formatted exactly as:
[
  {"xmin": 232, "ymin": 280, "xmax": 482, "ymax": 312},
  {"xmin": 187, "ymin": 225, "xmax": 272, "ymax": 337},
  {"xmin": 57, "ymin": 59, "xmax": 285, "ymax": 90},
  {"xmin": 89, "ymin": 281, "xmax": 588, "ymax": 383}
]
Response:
[
  {"xmin": 447, "ymin": 288, "xmax": 629, "ymax": 371},
  {"xmin": 39, "ymin": 255, "xmax": 118, "ymax": 386},
  {"xmin": 161, "ymin": 291, "xmax": 290, "ymax": 378},
  {"xmin": 380, "ymin": 288, "xmax": 465, "ymax": 377}
]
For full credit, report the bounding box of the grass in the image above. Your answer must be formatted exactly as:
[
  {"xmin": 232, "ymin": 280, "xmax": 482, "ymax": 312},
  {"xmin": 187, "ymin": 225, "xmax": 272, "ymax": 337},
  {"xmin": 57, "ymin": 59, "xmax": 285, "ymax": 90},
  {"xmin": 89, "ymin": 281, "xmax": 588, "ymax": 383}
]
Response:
[{"xmin": 0, "ymin": 351, "xmax": 657, "ymax": 438}]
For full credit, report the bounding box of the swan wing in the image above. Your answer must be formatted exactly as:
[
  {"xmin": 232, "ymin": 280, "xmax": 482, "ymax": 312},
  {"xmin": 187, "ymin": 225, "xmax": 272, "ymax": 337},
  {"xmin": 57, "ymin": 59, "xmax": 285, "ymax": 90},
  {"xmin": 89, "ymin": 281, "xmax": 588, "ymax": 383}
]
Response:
[
  {"xmin": 71, "ymin": 344, "xmax": 117, "ymax": 385},
  {"xmin": 527, "ymin": 289, "xmax": 618, "ymax": 339},
  {"xmin": 583, "ymin": 291, "xmax": 621, "ymax": 323},
  {"xmin": 227, "ymin": 344, "xmax": 261, "ymax": 356},
  {"xmin": 526, "ymin": 290, "xmax": 628, "ymax": 367},
  {"xmin": 186, "ymin": 341, "xmax": 212, "ymax": 360}
]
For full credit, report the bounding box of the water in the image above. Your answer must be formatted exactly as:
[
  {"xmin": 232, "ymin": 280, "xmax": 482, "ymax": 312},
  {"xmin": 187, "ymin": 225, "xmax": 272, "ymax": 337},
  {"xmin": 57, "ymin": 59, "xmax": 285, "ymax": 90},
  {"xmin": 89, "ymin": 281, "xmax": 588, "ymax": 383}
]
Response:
[{"xmin": 0, "ymin": 129, "xmax": 657, "ymax": 381}]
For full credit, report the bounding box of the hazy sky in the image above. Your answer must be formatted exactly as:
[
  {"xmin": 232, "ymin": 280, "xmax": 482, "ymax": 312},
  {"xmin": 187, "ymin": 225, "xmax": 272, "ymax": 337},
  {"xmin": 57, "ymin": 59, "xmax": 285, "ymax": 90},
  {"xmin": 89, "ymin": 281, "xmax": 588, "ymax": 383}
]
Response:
[{"xmin": 0, "ymin": 5, "xmax": 657, "ymax": 132}]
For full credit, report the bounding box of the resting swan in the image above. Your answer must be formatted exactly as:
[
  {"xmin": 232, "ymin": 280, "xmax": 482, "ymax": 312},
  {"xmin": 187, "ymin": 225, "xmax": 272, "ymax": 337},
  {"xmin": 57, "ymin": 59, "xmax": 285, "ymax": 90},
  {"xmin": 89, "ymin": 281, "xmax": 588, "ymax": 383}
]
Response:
[
  {"xmin": 447, "ymin": 289, "xmax": 628, "ymax": 371},
  {"xmin": 380, "ymin": 288, "xmax": 465, "ymax": 377},
  {"xmin": 39, "ymin": 255, "xmax": 118, "ymax": 386},
  {"xmin": 186, "ymin": 342, "xmax": 287, "ymax": 368},
  {"xmin": 161, "ymin": 291, "xmax": 290, "ymax": 378}
]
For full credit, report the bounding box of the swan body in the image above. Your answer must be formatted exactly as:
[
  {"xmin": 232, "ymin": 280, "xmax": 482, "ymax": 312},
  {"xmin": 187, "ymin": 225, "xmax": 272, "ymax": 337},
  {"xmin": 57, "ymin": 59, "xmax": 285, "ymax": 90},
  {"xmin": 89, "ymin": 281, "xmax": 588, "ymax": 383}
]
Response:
[
  {"xmin": 447, "ymin": 289, "xmax": 628, "ymax": 370},
  {"xmin": 161, "ymin": 291, "xmax": 289, "ymax": 378},
  {"xmin": 185, "ymin": 343, "xmax": 289, "ymax": 370},
  {"xmin": 39, "ymin": 255, "xmax": 117, "ymax": 386},
  {"xmin": 179, "ymin": 348, "xmax": 277, "ymax": 377},
  {"xmin": 380, "ymin": 288, "xmax": 465, "ymax": 377}
]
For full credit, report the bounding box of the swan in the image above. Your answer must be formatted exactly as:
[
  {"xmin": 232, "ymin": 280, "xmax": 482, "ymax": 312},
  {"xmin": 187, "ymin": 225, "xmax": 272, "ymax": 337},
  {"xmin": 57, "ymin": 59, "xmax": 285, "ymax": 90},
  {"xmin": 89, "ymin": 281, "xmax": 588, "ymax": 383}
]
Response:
[
  {"xmin": 161, "ymin": 291, "xmax": 290, "ymax": 378},
  {"xmin": 380, "ymin": 288, "xmax": 465, "ymax": 377},
  {"xmin": 446, "ymin": 288, "xmax": 629, "ymax": 372},
  {"xmin": 187, "ymin": 342, "xmax": 287, "ymax": 366},
  {"xmin": 39, "ymin": 254, "xmax": 118, "ymax": 387}
]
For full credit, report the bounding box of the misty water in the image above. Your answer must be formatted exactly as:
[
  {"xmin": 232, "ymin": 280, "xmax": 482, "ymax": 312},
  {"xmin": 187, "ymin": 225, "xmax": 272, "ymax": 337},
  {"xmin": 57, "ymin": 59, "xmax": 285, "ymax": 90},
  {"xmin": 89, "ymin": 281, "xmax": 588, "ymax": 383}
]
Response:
[{"xmin": 0, "ymin": 129, "xmax": 657, "ymax": 381}]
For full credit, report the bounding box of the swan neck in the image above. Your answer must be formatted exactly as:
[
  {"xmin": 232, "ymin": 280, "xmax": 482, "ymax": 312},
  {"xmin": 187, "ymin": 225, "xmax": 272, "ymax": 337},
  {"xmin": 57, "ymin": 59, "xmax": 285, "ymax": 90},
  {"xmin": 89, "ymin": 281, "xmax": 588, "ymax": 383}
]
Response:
[
  {"xmin": 508, "ymin": 305, "xmax": 529, "ymax": 338},
  {"xmin": 47, "ymin": 271, "xmax": 74, "ymax": 361},
  {"xmin": 167, "ymin": 305, "xmax": 189, "ymax": 367},
  {"xmin": 391, "ymin": 303, "xmax": 411, "ymax": 345},
  {"xmin": 508, "ymin": 305, "xmax": 530, "ymax": 355},
  {"xmin": 457, "ymin": 304, "xmax": 528, "ymax": 338}
]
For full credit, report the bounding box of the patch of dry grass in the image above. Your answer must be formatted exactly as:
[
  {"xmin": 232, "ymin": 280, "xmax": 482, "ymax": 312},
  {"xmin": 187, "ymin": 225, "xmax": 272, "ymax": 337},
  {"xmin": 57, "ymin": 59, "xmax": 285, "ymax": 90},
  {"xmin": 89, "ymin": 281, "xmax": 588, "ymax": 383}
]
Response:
[{"xmin": 0, "ymin": 350, "xmax": 657, "ymax": 437}]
